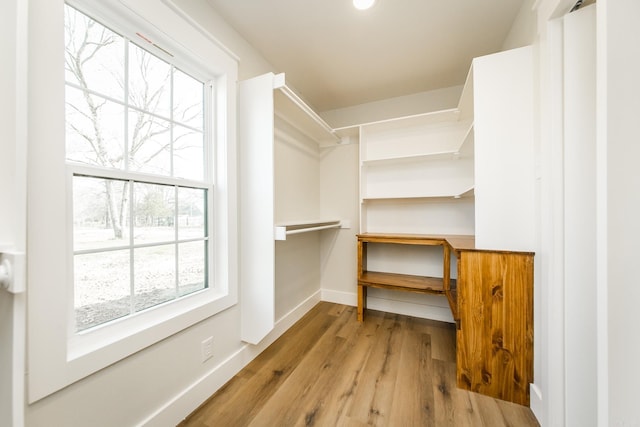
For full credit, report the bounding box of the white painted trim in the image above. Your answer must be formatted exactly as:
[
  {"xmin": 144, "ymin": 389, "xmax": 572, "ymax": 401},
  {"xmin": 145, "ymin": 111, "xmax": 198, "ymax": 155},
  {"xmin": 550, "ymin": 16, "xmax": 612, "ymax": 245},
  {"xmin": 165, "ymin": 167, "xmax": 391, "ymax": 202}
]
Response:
[
  {"xmin": 321, "ymin": 289, "xmax": 357, "ymax": 307},
  {"xmin": 139, "ymin": 290, "xmax": 321, "ymax": 426},
  {"xmin": 530, "ymin": 383, "xmax": 544, "ymax": 418},
  {"xmin": 530, "ymin": 14, "xmax": 567, "ymax": 426},
  {"xmin": 595, "ymin": 1, "xmax": 609, "ymax": 424},
  {"xmin": 10, "ymin": 0, "xmax": 28, "ymax": 424},
  {"xmin": 160, "ymin": 0, "xmax": 240, "ymax": 62}
]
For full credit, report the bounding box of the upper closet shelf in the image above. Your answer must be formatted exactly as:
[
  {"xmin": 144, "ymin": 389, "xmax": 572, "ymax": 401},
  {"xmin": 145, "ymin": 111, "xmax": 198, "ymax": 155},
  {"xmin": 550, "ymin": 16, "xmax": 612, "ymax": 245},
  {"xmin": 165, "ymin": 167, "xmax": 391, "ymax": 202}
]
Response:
[
  {"xmin": 362, "ymin": 125, "xmax": 474, "ymax": 166},
  {"xmin": 362, "ymin": 186, "xmax": 475, "ymax": 202},
  {"xmin": 273, "ymin": 73, "xmax": 339, "ymax": 146},
  {"xmin": 274, "ymin": 219, "xmax": 344, "ymax": 241},
  {"xmin": 360, "ymin": 108, "xmax": 461, "ymax": 134}
]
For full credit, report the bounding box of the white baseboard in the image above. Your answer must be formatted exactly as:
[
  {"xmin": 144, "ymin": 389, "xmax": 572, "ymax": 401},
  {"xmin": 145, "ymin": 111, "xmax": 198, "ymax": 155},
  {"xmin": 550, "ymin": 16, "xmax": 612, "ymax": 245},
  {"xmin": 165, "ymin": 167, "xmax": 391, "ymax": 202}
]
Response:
[
  {"xmin": 529, "ymin": 383, "xmax": 544, "ymax": 425},
  {"xmin": 140, "ymin": 290, "xmax": 321, "ymax": 426},
  {"xmin": 321, "ymin": 288, "xmax": 357, "ymax": 306}
]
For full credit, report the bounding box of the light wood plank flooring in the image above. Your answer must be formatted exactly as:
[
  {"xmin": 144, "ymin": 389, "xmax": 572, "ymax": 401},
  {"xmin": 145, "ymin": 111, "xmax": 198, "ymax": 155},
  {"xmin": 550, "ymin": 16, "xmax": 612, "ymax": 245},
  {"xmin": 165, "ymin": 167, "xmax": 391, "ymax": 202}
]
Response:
[{"xmin": 180, "ymin": 302, "xmax": 540, "ymax": 427}]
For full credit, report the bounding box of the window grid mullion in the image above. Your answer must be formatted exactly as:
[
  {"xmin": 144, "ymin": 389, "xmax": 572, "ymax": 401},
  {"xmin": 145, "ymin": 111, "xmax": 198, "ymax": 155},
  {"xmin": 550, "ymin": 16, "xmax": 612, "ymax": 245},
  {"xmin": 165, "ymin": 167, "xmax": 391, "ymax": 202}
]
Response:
[
  {"xmin": 170, "ymin": 66, "xmax": 175, "ymax": 177},
  {"xmin": 64, "ymin": 80, "xmax": 203, "ymax": 134},
  {"xmin": 124, "ymin": 38, "xmax": 130, "ymax": 172},
  {"xmin": 204, "ymin": 81, "xmax": 213, "ymax": 183},
  {"xmin": 128, "ymin": 179, "xmax": 135, "ymax": 316},
  {"xmin": 174, "ymin": 185, "xmax": 179, "ymax": 297},
  {"xmin": 73, "ymin": 235, "xmax": 207, "ymax": 255}
]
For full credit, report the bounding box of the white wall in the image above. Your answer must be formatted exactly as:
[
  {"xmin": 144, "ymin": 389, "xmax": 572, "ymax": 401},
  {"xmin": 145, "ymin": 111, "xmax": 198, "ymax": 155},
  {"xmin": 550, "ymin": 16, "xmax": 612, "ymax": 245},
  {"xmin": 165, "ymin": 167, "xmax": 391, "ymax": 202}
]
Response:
[
  {"xmin": 0, "ymin": 1, "xmax": 18, "ymax": 423},
  {"xmin": 600, "ymin": 0, "xmax": 640, "ymax": 425},
  {"xmin": 0, "ymin": 0, "xmax": 18, "ymax": 247},
  {"xmin": 563, "ymin": 6, "xmax": 597, "ymax": 425},
  {"xmin": 273, "ymin": 119, "xmax": 323, "ymax": 320},
  {"xmin": 319, "ymin": 143, "xmax": 360, "ymax": 306},
  {"xmin": 1, "ymin": 1, "xmax": 27, "ymax": 426},
  {"xmin": 502, "ymin": 0, "xmax": 537, "ymax": 51}
]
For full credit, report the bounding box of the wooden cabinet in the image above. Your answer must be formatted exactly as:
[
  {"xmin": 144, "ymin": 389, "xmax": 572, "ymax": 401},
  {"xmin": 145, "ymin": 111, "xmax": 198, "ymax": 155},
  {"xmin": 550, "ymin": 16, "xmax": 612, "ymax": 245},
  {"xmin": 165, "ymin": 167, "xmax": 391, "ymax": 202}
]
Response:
[
  {"xmin": 455, "ymin": 249, "xmax": 534, "ymax": 406},
  {"xmin": 357, "ymin": 233, "xmax": 533, "ymax": 406}
]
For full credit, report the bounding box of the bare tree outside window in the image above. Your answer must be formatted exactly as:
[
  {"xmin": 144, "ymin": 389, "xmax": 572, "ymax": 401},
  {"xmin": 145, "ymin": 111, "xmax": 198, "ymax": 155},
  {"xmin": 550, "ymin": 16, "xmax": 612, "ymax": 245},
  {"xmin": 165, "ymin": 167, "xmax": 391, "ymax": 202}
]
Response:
[{"xmin": 65, "ymin": 4, "xmax": 209, "ymax": 331}]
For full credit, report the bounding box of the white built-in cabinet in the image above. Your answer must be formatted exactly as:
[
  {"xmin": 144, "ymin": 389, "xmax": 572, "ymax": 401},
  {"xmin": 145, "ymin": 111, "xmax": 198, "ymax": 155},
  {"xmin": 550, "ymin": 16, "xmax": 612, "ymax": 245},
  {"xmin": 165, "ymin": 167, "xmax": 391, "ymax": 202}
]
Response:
[
  {"xmin": 239, "ymin": 72, "xmax": 343, "ymax": 344},
  {"xmin": 356, "ymin": 68, "xmax": 475, "ymax": 236},
  {"xmin": 473, "ymin": 46, "xmax": 535, "ymax": 252},
  {"xmin": 239, "ymin": 46, "xmax": 535, "ymax": 342},
  {"xmin": 354, "ymin": 45, "xmax": 534, "ymax": 250}
]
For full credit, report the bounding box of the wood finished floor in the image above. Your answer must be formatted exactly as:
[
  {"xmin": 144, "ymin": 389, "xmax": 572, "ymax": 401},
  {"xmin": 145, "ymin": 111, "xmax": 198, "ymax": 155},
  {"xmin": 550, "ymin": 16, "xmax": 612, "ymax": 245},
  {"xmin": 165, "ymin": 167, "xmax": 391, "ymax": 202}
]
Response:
[{"xmin": 180, "ymin": 302, "xmax": 540, "ymax": 427}]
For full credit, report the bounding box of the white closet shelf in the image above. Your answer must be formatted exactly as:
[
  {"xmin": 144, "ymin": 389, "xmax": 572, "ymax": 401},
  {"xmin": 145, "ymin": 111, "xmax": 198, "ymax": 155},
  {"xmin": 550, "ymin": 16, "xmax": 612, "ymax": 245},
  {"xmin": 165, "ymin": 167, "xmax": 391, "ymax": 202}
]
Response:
[
  {"xmin": 361, "ymin": 186, "xmax": 475, "ymax": 202},
  {"xmin": 273, "ymin": 73, "xmax": 339, "ymax": 146},
  {"xmin": 362, "ymin": 147, "xmax": 471, "ymax": 166},
  {"xmin": 274, "ymin": 219, "xmax": 344, "ymax": 241}
]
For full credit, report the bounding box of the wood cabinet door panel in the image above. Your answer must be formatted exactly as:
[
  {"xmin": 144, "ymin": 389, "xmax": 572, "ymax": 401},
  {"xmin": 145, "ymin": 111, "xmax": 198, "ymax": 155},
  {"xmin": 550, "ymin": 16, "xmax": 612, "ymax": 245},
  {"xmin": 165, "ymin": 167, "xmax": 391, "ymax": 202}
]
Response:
[{"xmin": 456, "ymin": 251, "xmax": 533, "ymax": 406}]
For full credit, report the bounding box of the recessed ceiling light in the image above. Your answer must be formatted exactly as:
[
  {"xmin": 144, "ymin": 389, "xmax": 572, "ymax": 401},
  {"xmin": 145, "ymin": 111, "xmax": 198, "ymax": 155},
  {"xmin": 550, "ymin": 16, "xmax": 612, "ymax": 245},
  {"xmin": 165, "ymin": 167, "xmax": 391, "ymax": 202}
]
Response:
[{"xmin": 353, "ymin": 0, "xmax": 376, "ymax": 10}]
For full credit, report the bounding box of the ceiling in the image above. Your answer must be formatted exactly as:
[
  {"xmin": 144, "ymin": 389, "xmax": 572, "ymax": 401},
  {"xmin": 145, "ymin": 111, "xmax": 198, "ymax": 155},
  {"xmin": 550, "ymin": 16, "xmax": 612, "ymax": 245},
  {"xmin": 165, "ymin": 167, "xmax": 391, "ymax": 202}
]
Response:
[{"xmin": 206, "ymin": 0, "xmax": 527, "ymax": 112}]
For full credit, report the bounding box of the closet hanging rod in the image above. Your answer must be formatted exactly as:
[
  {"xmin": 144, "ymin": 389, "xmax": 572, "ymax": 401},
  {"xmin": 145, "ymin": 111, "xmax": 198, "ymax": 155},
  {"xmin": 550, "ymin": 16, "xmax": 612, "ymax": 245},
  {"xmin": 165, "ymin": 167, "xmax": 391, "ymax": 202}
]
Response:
[{"xmin": 274, "ymin": 220, "xmax": 343, "ymax": 240}]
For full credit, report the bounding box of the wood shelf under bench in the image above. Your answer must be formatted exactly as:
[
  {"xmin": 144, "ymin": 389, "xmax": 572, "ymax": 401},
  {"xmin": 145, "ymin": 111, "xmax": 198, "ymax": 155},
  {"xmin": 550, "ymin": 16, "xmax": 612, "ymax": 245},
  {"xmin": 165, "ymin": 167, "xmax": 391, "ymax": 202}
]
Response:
[{"xmin": 356, "ymin": 233, "xmax": 474, "ymax": 324}]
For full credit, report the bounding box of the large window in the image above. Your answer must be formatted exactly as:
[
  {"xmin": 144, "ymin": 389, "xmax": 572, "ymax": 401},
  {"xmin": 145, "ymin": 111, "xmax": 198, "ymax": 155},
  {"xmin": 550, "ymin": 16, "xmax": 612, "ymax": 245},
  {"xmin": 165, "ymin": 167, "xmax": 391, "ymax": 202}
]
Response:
[
  {"xmin": 28, "ymin": 0, "xmax": 238, "ymax": 402},
  {"xmin": 65, "ymin": 4, "xmax": 211, "ymax": 331}
]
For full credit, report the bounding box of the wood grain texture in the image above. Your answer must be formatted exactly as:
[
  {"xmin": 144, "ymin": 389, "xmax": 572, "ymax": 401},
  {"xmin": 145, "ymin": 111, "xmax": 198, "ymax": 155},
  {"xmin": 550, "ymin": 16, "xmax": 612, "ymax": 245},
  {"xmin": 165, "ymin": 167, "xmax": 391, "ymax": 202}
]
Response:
[
  {"xmin": 180, "ymin": 302, "xmax": 539, "ymax": 427},
  {"xmin": 359, "ymin": 271, "xmax": 445, "ymax": 293},
  {"xmin": 456, "ymin": 251, "xmax": 534, "ymax": 406}
]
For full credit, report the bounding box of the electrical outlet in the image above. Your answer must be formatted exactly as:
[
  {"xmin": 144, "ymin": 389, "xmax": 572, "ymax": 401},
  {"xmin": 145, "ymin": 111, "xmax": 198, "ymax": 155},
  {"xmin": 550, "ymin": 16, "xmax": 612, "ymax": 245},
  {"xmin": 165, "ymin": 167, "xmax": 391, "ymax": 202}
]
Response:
[{"xmin": 201, "ymin": 337, "xmax": 213, "ymax": 362}]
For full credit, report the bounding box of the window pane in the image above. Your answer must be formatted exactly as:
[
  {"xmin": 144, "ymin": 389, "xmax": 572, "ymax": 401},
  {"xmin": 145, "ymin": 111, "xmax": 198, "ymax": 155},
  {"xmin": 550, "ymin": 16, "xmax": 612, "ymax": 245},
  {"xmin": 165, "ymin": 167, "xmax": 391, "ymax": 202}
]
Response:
[
  {"xmin": 66, "ymin": 86, "xmax": 125, "ymax": 168},
  {"xmin": 178, "ymin": 241, "xmax": 206, "ymax": 296},
  {"xmin": 64, "ymin": 5, "xmax": 124, "ymax": 101},
  {"xmin": 128, "ymin": 43, "xmax": 171, "ymax": 119},
  {"xmin": 133, "ymin": 183, "xmax": 175, "ymax": 244},
  {"xmin": 134, "ymin": 245, "xmax": 176, "ymax": 311},
  {"xmin": 128, "ymin": 111, "xmax": 171, "ymax": 175},
  {"xmin": 174, "ymin": 125, "xmax": 204, "ymax": 180},
  {"xmin": 65, "ymin": 6, "xmax": 214, "ymax": 338},
  {"xmin": 178, "ymin": 187, "xmax": 206, "ymax": 239},
  {"xmin": 74, "ymin": 176, "xmax": 130, "ymax": 251},
  {"xmin": 75, "ymin": 250, "xmax": 131, "ymax": 331},
  {"xmin": 173, "ymin": 68, "xmax": 204, "ymax": 130}
]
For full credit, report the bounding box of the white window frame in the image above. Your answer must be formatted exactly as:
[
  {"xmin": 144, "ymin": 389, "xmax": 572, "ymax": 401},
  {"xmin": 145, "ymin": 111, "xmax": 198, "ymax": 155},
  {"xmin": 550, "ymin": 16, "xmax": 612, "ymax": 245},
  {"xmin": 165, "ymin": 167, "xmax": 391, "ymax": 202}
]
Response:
[{"xmin": 27, "ymin": 0, "xmax": 238, "ymax": 403}]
